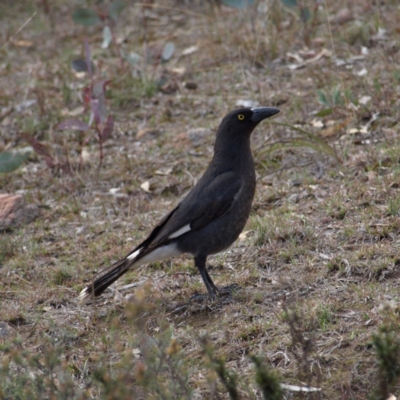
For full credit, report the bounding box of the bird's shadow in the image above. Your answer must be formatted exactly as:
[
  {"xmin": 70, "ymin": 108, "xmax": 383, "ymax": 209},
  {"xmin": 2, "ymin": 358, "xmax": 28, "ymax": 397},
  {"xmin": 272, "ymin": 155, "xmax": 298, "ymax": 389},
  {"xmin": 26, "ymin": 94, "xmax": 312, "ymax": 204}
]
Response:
[{"xmin": 166, "ymin": 283, "xmax": 242, "ymax": 316}]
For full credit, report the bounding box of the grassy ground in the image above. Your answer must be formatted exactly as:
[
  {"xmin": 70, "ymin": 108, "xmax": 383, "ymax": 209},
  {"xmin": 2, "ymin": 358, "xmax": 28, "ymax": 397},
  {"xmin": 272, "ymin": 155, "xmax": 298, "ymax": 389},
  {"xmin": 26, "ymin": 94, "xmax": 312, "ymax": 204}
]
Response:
[{"xmin": 1, "ymin": 0, "xmax": 400, "ymax": 398}]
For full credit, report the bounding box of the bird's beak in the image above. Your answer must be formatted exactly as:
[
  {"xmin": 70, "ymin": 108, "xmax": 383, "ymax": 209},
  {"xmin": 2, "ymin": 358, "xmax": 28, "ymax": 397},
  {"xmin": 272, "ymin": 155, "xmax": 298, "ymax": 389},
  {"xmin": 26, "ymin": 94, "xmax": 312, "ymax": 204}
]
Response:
[{"xmin": 250, "ymin": 107, "xmax": 280, "ymax": 123}]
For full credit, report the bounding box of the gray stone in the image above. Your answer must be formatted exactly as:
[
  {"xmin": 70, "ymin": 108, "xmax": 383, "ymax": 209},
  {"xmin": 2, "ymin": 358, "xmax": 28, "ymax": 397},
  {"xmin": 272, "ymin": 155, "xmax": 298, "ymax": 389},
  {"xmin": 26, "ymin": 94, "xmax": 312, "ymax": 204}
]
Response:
[{"xmin": 0, "ymin": 194, "xmax": 39, "ymax": 230}]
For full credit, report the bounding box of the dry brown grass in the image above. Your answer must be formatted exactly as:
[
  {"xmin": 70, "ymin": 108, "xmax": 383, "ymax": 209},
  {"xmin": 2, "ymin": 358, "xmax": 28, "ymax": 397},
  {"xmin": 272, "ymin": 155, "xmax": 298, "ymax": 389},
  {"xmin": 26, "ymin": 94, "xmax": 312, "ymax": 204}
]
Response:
[{"xmin": 1, "ymin": 0, "xmax": 400, "ymax": 398}]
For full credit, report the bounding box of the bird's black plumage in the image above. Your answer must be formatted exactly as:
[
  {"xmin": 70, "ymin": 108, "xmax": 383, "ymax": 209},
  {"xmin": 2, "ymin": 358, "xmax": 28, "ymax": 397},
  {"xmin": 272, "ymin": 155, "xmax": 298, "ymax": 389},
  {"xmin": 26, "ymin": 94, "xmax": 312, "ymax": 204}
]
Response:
[{"xmin": 79, "ymin": 106, "xmax": 280, "ymax": 302}]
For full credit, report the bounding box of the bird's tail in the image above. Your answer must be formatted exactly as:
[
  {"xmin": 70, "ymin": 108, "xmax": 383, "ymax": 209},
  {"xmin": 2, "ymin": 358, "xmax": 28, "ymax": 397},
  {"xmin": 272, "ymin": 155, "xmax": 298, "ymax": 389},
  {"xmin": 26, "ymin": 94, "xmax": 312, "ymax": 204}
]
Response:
[
  {"xmin": 79, "ymin": 257, "xmax": 134, "ymax": 303},
  {"xmin": 79, "ymin": 242, "xmax": 180, "ymax": 303}
]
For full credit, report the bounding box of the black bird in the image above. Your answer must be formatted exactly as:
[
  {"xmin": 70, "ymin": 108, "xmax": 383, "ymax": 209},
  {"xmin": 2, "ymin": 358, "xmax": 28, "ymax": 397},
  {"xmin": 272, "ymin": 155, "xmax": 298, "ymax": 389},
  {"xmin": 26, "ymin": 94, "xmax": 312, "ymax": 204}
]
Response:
[{"xmin": 79, "ymin": 106, "xmax": 280, "ymax": 302}]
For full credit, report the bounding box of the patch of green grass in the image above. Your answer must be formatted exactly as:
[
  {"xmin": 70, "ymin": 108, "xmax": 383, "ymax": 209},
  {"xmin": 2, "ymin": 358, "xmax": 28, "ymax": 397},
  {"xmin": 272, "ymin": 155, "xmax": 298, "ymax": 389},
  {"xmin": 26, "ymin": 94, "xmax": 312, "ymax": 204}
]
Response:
[
  {"xmin": 324, "ymin": 193, "xmax": 348, "ymax": 220},
  {"xmin": 252, "ymin": 215, "xmax": 272, "ymax": 246},
  {"xmin": 387, "ymin": 195, "xmax": 400, "ymax": 216},
  {"xmin": 315, "ymin": 305, "xmax": 336, "ymax": 331},
  {"xmin": 0, "ymin": 235, "xmax": 18, "ymax": 263},
  {"xmin": 326, "ymin": 257, "xmax": 347, "ymax": 274},
  {"xmin": 52, "ymin": 266, "xmax": 73, "ymax": 286},
  {"xmin": 342, "ymin": 21, "xmax": 373, "ymax": 46},
  {"xmin": 111, "ymin": 76, "xmax": 158, "ymax": 107}
]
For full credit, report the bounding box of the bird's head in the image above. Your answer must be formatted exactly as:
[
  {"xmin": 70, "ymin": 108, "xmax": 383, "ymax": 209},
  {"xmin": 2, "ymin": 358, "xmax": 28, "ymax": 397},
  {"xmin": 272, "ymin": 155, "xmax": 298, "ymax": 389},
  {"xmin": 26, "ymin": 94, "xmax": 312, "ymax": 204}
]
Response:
[{"xmin": 216, "ymin": 106, "xmax": 280, "ymax": 142}]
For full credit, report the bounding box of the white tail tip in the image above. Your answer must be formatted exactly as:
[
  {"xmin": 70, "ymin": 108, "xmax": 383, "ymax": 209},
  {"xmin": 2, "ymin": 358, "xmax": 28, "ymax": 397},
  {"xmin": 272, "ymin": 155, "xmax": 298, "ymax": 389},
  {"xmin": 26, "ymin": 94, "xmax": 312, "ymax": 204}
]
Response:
[{"xmin": 78, "ymin": 287, "xmax": 91, "ymax": 303}]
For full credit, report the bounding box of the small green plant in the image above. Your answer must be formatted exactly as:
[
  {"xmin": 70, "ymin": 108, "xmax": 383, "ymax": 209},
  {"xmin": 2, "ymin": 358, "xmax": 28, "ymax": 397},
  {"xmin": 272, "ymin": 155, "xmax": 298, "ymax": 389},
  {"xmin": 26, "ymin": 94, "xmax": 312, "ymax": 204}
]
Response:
[
  {"xmin": 0, "ymin": 323, "xmax": 193, "ymax": 399},
  {"xmin": 0, "ymin": 335, "xmax": 79, "ymax": 399},
  {"xmin": 326, "ymin": 257, "xmax": 347, "ymax": 273},
  {"xmin": 23, "ymin": 40, "xmax": 113, "ymax": 174},
  {"xmin": 72, "ymin": 0, "xmax": 126, "ymax": 51},
  {"xmin": 21, "ymin": 130, "xmax": 73, "ymax": 173},
  {"xmin": 369, "ymin": 326, "xmax": 400, "ymax": 400},
  {"xmin": 0, "ymin": 150, "xmax": 31, "ymax": 173},
  {"xmin": 0, "ymin": 235, "xmax": 18, "ymax": 262},
  {"xmin": 325, "ymin": 194, "xmax": 348, "ymax": 220},
  {"xmin": 52, "ymin": 266, "xmax": 72, "ymax": 286},
  {"xmin": 314, "ymin": 85, "xmax": 360, "ymax": 119},
  {"xmin": 135, "ymin": 326, "xmax": 193, "ymax": 398},
  {"xmin": 202, "ymin": 338, "xmax": 240, "ymax": 400},
  {"xmin": 57, "ymin": 40, "xmax": 114, "ymax": 172},
  {"xmin": 71, "ymin": 1, "xmax": 176, "ymax": 76},
  {"xmin": 253, "ymin": 216, "xmax": 272, "ymax": 246},
  {"xmin": 250, "ymin": 355, "xmax": 283, "ymax": 400},
  {"xmin": 282, "ymin": 306, "xmax": 320, "ymax": 389},
  {"xmin": 281, "ymin": 0, "xmax": 311, "ymax": 22},
  {"xmin": 281, "ymin": 0, "xmax": 320, "ymax": 45},
  {"xmin": 316, "ymin": 305, "xmax": 335, "ymax": 331},
  {"xmin": 317, "ymin": 85, "xmax": 344, "ymax": 109},
  {"xmin": 220, "ymin": 0, "xmax": 255, "ymax": 8},
  {"xmin": 387, "ymin": 196, "xmax": 400, "ymax": 216}
]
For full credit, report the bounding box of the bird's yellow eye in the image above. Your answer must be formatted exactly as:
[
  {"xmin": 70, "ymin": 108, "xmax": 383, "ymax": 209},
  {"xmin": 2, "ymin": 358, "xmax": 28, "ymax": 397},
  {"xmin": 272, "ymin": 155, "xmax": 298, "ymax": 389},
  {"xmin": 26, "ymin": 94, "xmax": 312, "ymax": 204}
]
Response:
[{"xmin": 238, "ymin": 114, "xmax": 245, "ymax": 120}]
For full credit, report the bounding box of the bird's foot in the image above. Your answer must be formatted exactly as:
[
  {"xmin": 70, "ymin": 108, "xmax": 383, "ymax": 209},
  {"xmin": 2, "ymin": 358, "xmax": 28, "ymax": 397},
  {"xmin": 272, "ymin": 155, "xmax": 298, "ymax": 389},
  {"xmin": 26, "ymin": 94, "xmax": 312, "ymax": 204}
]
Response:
[{"xmin": 189, "ymin": 292, "xmax": 211, "ymax": 303}]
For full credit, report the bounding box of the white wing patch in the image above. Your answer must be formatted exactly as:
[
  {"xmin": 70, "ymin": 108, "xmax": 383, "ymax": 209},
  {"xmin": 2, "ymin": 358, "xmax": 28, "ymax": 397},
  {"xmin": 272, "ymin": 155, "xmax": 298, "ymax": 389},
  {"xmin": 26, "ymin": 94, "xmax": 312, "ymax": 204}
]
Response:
[
  {"xmin": 137, "ymin": 243, "xmax": 181, "ymax": 265},
  {"xmin": 127, "ymin": 248, "xmax": 141, "ymax": 260},
  {"xmin": 168, "ymin": 224, "xmax": 191, "ymax": 239}
]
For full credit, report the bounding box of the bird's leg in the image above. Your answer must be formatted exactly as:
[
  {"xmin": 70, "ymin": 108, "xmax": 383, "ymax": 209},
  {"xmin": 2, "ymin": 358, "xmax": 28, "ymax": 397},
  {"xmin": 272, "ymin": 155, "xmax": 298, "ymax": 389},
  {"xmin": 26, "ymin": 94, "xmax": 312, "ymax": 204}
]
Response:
[
  {"xmin": 206, "ymin": 264, "xmax": 240, "ymax": 296},
  {"xmin": 194, "ymin": 255, "xmax": 219, "ymax": 300},
  {"xmin": 204, "ymin": 268, "xmax": 219, "ymax": 294}
]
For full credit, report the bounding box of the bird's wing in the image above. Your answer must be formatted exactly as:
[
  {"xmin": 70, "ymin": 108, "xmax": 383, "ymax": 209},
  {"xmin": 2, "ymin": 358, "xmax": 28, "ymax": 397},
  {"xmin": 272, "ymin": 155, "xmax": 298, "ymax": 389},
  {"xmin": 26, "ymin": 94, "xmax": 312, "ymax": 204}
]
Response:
[
  {"xmin": 187, "ymin": 172, "xmax": 243, "ymax": 231},
  {"xmin": 127, "ymin": 204, "xmax": 181, "ymax": 255},
  {"xmin": 129, "ymin": 171, "xmax": 242, "ymax": 255}
]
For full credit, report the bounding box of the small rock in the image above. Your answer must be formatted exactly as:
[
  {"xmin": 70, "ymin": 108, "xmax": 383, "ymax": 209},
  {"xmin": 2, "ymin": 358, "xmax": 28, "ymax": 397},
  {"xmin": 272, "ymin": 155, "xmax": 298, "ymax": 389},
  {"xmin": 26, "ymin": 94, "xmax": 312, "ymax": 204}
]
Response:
[
  {"xmin": 132, "ymin": 348, "xmax": 141, "ymax": 358},
  {"xmin": 0, "ymin": 194, "xmax": 39, "ymax": 230},
  {"xmin": 124, "ymin": 293, "xmax": 136, "ymax": 303},
  {"xmin": 330, "ymin": 8, "xmax": 353, "ymax": 25},
  {"xmin": 288, "ymin": 193, "xmax": 300, "ymax": 203},
  {"xmin": 359, "ymin": 95, "xmax": 371, "ymax": 105},
  {"xmin": 114, "ymin": 292, "xmax": 124, "ymax": 305},
  {"xmin": 0, "ymin": 321, "xmax": 15, "ymax": 338},
  {"xmin": 235, "ymin": 99, "xmax": 259, "ymax": 108}
]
